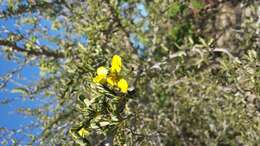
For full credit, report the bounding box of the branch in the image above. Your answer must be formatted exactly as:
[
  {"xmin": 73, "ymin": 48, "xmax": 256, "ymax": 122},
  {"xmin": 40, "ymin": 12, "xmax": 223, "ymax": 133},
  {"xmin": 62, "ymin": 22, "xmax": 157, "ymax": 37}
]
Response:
[
  {"xmin": 0, "ymin": 63, "xmax": 26, "ymax": 90},
  {"xmin": 0, "ymin": 39, "xmax": 64, "ymax": 58},
  {"xmin": 29, "ymin": 109, "xmax": 76, "ymax": 145},
  {"xmin": 104, "ymin": 0, "xmax": 137, "ymax": 54},
  {"xmin": 0, "ymin": 0, "xmax": 65, "ymax": 18}
]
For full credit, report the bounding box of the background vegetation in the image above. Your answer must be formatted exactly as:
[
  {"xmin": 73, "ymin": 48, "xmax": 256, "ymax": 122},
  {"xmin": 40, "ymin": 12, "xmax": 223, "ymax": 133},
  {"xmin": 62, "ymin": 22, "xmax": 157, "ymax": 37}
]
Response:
[{"xmin": 0, "ymin": 0, "xmax": 259, "ymax": 145}]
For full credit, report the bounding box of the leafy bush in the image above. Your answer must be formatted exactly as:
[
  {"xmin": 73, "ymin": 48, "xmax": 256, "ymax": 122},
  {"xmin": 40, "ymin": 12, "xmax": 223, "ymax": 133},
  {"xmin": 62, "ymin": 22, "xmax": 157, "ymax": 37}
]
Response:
[{"xmin": 0, "ymin": 0, "xmax": 259, "ymax": 145}]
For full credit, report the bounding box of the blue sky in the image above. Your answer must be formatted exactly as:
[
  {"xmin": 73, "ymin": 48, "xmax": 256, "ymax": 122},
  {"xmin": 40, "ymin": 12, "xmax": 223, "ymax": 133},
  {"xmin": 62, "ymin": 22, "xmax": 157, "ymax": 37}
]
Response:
[
  {"xmin": 0, "ymin": 17, "xmax": 41, "ymax": 144},
  {"xmin": 0, "ymin": 53, "xmax": 41, "ymax": 144},
  {"xmin": 0, "ymin": 4, "xmax": 50, "ymax": 143},
  {"xmin": 0, "ymin": 56, "xmax": 39, "ymax": 128},
  {"xmin": 0, "ymin": 8, "xmax": 87, "ymax": 145}
]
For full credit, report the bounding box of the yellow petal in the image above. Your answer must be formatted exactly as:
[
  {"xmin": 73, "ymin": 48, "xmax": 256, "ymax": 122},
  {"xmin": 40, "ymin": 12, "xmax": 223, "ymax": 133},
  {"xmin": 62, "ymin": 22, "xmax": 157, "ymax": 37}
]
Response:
[
  {"xmin": 78, "ymin": 128, "xmax": 89, "ymax": 137},
  {"xmin": 111, "ymin": 55, "xmax": 122, "ymax": 73},
  {"xmin": 93, "ymin": 75, "xmax": 106, "ymax": 83},
  {"xmin": 107, "ymin": 74, "xmax": 117, "ymax": 86},
  {"xmin": 97, "ymin": 66, "xmax": 108, "ymax": 76},
  {"xmin": 117, "ymin": 79, "xmax": 128, "ymax": 93}
]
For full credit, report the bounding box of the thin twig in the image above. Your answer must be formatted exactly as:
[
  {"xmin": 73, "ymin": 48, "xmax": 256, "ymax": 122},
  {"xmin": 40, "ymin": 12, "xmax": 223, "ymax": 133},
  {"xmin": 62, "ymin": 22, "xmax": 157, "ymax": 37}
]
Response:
[{"xmin": 0, "ymin": 39, "xmax": 64, "ymax": 58}]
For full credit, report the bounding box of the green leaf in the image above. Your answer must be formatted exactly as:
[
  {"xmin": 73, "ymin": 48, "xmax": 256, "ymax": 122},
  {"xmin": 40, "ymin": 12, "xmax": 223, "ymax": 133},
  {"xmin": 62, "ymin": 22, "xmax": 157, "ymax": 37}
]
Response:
[
  {"xmin": 90, "ymin": 123, "xmax": 99, "ymax": 129},
  {"xmin": 99, "ymin": 121, "xmax": 110, "ymax": 127},
  {"xmin": 191, "ymin": 0, "xmax": 205, "ymax": 10},
  {"xmin": 11, "ymin": 87, "xmax": 29, "ymax": 95},
  {"xmin": 168, "ymin": 2, "xmax": 181, "ymax": 17},
  {"xmin": 31, "ymin": 36, "xmax": 37, "ymax": 43}
]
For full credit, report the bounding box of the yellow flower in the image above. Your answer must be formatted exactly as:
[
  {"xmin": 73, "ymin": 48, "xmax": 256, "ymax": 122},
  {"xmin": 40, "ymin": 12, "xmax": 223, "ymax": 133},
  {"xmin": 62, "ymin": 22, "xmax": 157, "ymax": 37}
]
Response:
[
  {"xmin": 97, "ymin": 66, "xmax": 108, "ymax": 76},
  {"xmin": 93, "ymin": 75, "xmax": 104, "ymax": 83},
  {"xmin": 107, "ymin": 73, "xmax": 118, "ymax": 86},
  {"xmin": 93, "ymin": 55, "xmax": 129, "ymax": 94},
  {"xmin": 110, "ymin": 55, "xmax": 122, "ymax": 73},
  {"xmin": 93, "ymin": 66, "xmax": 108, "ymax": 83},
  {"xmin": 78, "ymin": 127, "xmax": 89, "ymax": 137},
  {"xmin": 117, "ymin": 79, "xmax": 128, "ymax": 93}
]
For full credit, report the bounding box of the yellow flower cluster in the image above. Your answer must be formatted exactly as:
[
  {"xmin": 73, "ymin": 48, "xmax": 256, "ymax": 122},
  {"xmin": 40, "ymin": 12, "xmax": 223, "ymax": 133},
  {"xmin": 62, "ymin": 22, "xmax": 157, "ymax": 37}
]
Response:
[{"xmin": 93, "ymin": 55, "xmax": 128, "ymax": 93}]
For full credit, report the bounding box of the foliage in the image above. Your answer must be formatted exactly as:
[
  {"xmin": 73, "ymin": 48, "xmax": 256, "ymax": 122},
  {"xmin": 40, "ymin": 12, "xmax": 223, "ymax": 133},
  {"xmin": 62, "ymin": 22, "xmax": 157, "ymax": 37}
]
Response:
[{"xmin": 0, "ymin": 0, "xmax": 259, "ymax": 145}]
